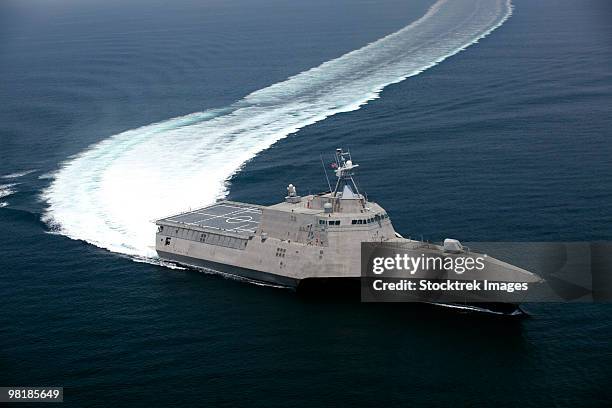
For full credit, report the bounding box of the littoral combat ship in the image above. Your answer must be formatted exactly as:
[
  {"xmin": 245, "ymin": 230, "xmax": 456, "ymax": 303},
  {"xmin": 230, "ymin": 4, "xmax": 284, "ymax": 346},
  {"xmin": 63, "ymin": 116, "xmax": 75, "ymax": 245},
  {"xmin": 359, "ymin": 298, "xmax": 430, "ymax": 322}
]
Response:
[{"xmin": 155, "ymin": 149, "xmax": 541, "ymax": 315}]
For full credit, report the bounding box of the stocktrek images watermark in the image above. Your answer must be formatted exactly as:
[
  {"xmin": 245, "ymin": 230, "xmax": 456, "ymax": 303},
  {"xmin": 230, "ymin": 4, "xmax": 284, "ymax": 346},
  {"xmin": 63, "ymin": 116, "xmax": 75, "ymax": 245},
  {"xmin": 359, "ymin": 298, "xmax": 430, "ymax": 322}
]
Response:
[{"xmin": 361, "ymin": 242, "xmax": 612, "ymax": 303}]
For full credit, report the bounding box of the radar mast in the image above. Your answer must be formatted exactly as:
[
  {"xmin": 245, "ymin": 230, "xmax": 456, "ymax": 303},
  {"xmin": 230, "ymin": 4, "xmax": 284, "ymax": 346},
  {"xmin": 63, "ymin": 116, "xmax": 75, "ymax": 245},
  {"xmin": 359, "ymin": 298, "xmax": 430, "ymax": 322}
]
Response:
[{"xmin": 332, "ymin": 148, "xmax": 362, "ymax": 200}]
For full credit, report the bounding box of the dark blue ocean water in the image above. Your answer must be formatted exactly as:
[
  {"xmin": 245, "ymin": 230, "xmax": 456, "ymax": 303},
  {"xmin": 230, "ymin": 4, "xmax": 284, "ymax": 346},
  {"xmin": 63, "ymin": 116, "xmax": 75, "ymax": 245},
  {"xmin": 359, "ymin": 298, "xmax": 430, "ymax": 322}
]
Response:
[{"xmin": 1, "ymin": 0, "xmax": 612, "ymax": 406}]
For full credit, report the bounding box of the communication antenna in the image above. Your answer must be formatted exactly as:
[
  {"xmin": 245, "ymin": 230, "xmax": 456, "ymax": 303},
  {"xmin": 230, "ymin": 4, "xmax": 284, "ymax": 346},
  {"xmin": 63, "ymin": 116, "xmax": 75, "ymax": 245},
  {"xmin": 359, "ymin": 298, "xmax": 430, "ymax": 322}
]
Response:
[
  {"xmin": 332, "ymin": 148, "xmax": 361, "ymax": 197},
  {"xmin": 320, "ymin": 153, "xmax": 332, "ymax": 192}
]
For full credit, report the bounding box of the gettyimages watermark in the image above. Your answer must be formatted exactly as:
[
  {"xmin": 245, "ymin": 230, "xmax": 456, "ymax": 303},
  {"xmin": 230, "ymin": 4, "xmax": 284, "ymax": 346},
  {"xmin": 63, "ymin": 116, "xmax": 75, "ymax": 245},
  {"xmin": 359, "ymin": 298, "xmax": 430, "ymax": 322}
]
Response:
[{"xmin": 361, "ymin": 242, "xmax": 612, "ymax": 303}]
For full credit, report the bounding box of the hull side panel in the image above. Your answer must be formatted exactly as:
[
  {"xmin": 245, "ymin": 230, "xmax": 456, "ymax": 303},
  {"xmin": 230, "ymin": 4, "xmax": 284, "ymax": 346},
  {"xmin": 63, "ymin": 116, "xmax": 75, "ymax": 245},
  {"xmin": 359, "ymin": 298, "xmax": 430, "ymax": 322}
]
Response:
[{"xmin": 156, "ymin": 250, "xmax": 299, "ymax": 288}]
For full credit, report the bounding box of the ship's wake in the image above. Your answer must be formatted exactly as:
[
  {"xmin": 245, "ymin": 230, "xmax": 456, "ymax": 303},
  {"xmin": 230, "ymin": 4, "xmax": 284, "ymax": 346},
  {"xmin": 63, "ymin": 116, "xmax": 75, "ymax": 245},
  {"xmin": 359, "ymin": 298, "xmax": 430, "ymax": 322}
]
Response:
[
  {"xmin": 42, "ymin": 0, "xmax": 512, "ymax": 257},
  {"xmin": 0, "ymin": 183, "xmax": 19, "ymax": 208}
]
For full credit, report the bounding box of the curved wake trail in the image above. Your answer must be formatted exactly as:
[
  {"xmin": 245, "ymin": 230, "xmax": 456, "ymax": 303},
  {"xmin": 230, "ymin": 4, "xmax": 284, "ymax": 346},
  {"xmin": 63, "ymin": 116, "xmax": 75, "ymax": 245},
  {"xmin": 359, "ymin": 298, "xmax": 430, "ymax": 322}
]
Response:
[{"xmin": 43, "ymin": 0, "xmax": 512, "ymax": 257}]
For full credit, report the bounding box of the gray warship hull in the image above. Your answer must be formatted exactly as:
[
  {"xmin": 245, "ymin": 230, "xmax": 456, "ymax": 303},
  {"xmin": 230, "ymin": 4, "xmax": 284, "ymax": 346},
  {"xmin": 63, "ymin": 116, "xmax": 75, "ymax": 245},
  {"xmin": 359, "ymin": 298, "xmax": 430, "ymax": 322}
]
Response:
[
  {"xmin": 156, "ymin": 249, "xmax": 299, "ymax": 288},
  {"xmin": 156, "ymin": 245, "xmax": 526, "ymax": 316}
]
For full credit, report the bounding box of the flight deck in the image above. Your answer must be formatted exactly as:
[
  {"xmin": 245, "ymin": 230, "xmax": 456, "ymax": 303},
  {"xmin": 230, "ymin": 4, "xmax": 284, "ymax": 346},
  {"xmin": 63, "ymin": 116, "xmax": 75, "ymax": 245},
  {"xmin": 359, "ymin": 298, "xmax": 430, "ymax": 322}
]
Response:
[{"xmin": 157, "ymin": 201, "xmax": 262, "ymax": 235}]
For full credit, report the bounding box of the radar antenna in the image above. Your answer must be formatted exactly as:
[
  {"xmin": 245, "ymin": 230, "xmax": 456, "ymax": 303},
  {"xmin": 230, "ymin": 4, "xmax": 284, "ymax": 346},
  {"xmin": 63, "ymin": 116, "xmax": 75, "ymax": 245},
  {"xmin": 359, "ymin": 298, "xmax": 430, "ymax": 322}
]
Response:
[{"xmin": 332, "ymin": 148, "xmax": 362, "ymax": 200}]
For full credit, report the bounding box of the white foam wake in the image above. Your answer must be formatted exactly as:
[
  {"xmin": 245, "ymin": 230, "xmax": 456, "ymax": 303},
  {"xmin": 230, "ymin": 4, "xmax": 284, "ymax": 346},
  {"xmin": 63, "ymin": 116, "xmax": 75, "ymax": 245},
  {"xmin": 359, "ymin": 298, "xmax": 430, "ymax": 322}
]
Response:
[
  {"xmin": 43, "ymin": 0, "xmax": 512, "ymax": 257},
  {"xmin": 1, "ymin": 170, "xmax": 36, "ymax": 179},
  {"xmin": 0, "ymin": 183, "xmax": 18, "ymax": 208},
  {"xmin": 0, "ymin": 183, "xmax": 17, "ymax": 199}
]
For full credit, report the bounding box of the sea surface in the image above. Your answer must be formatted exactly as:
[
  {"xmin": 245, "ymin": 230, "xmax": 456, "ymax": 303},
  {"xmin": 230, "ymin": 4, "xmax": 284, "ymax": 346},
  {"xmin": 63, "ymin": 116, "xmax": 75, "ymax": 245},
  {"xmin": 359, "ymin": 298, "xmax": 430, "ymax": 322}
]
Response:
[{"xmin": 1, "ymin": 0, "xmax": 611, "ymax": 406}]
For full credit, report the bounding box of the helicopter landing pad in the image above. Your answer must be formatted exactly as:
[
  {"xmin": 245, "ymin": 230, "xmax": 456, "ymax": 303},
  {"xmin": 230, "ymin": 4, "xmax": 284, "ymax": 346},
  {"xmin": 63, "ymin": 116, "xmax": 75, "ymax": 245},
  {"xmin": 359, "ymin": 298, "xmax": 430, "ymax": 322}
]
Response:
[{"xmin": 159, "ymin": 201, "xmax": 262, "ymax": 235}]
